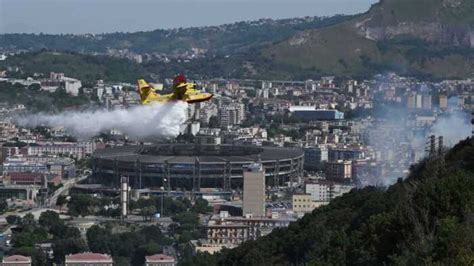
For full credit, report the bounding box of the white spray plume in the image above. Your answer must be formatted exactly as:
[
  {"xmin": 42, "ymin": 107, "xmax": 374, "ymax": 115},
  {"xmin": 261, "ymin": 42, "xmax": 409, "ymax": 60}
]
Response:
[{"xmin": 16, "ymin": 102, "xmax": 188, "ymax": 139}]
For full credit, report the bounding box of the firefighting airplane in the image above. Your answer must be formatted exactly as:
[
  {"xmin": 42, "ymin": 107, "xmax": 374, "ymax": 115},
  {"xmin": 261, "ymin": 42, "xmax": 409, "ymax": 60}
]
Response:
[{"xmin": 137, "ymin": 74, "xmax": 213, "ymax": 104}]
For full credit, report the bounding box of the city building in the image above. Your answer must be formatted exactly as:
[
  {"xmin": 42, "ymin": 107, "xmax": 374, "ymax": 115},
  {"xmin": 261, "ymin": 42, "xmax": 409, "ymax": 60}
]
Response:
[
  {"xmin": 243, "ymin": 163, "xmax": 265, "ymax": 217},
  {"xmin": 305, "ymin": 180, "xmax": 354, "ymax": 202},
  {"xmin": 190, "ymin": 240, "xmax": 227, "ymax": 254},
  {"xmin": 40, "ymin": 72, "xmax": 82, "ymax": 96},
  {"xmin": 2, "ymin": 159, "xmax": 48, "ymax": 174},
  {"xmin": 289, "ymin": 106, "xmax": 344, "ymax": 121},
  {"xmin": 328, "ymin": 146, "xmax": 365, "ymax": 161},
  {"xmin": 145, "ymin": 254, "xmax": 176, "ymax": 266},
  {"xmin": 218, "ymin": 103, "xmax": 245, "ymax": 128},
  {"xmin": 422, "ymin": 94, "xmax": 432, "ymax": 109},
  {"xmin": 0, "ymin": 186, "xmax": 40, "ymax": 202},
  {"xmin": 439, "ymin": 95, "xmax": 448, "ymax": 110},
  {"xmin": 2, "ymin": 255, "xmax": 32, "ymax": 266},
  {"xmin": 416, "ymin": 94, "xmax": 423, "ymax": 109},
  {"xmin": 204, "ymin": 212, "xmax": 296, "ymax": 249},
  {"xmin": 65, "ymin": 252, "xmax": 113, "ymax": 266},
  {"xmin": 324, "ymin": 160, "xmax": 353, "ymax": 182},
  {"xmin": 292, "ymin": 194, "xmax": 317, "ymax": 213},
  {"xmin": 304, "ymin": 146, "xmax": 328, "ymax": 171},
  {"xmin": 27, "ymin": 144, "xmax": 86, "ymax": 159},
  {"xmin": 406, "ymin": 93, "xmax": 416, "ymax": 109},
  {"xmin": 3, "ymin": 172, "xmax": 46, "ymax": 186}
]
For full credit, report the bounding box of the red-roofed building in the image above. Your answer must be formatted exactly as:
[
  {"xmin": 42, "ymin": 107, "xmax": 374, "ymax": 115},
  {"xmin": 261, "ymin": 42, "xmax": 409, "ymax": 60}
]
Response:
[
  {"xmin": 65, "ymin": 252, "xmax": 113, "ymax": 266},
  {"xmin": 2, "ymin": 255, "xmax": 32, "ymax": 266},
  {"xmin": 4, "ymin": 172, "xmax": 45, "ymax": 186},
  {"xmin": 145, "ymin": 254, "xmax": 176, "ymax": 266}
]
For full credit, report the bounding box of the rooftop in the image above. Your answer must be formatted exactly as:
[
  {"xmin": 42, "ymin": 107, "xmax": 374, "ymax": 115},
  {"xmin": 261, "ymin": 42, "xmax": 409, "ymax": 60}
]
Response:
[
  {"xmin": 145, "ymin": 254, "xmax": 175, "ymax": 262},
  {"xmin": 65, "ymin": 252, "xmax": 112, "ymax": 262},
  {"xmin": 2, "ymin": 255, "xmax": 32, "ymax": 263}
]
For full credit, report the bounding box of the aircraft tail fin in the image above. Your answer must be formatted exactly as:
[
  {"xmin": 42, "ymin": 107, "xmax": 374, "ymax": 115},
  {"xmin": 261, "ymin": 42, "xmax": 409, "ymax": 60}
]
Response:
[{"xmin": 137, "ymin": 79, "xmax": 158, "ymax": 104}]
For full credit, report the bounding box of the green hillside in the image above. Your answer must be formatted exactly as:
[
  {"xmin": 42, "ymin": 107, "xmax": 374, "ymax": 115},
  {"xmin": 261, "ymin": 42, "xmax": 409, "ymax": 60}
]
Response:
[
  {"xmin": 263, "ymin": 0, "xmax": 474, "ymax": 79},
  {"xmin": 0, "ymin": 51, "xmax": 150, "ymax": 82},
  {"xmin": 183, "ymin": 138, "xmax": 474, "ymax": 265}
]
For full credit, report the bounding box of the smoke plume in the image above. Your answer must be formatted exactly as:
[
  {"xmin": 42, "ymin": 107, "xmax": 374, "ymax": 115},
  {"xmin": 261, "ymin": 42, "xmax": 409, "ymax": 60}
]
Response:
[
  {"xmin": 16, "ymin": 102, "xmax": 188, "ymax": 139},
  {"xmin": 430, "ymin": 111, "xmax": 472, "ymax": 147}
]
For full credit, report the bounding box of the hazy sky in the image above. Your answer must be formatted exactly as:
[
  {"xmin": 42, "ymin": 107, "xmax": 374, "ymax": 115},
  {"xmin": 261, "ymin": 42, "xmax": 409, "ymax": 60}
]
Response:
[{"xmin": 0, "ymin": 0, "xmax": 377, "ymax": 34}]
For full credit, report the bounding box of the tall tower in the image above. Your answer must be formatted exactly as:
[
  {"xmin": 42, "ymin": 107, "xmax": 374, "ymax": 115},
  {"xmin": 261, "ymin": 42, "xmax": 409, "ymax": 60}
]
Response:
[
  {"xmin": 121, "ymin": 176, "xmax": 129, "ymax": 220},
  {"xmin": 243, "ymin": 163, "xmax": 265, "ymax": 218}
]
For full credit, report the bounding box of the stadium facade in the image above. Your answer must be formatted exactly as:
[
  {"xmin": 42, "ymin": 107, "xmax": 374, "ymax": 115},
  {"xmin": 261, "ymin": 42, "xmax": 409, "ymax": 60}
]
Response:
[{"xmin": 92, "ymin": 144, "xmax": 304, "ymax": 191}]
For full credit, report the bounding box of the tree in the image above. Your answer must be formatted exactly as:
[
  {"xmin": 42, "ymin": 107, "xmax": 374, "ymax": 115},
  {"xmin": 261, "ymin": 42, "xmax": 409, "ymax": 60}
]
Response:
[
  {"xmin": 22, "ymin": 213, "xmax": 36, "ymax": 226},
  {"xmin": 86, "ymin": 225, "xmax": 111, "ymax": 254},
  {"xmin": 6, "ymin": 215, "xmax": 21, "ymax": 225},
  {"xmin": 141, "ymin": 206, "xmax": 157, "ymax": 221},
  {"xmin": 68, "ymin": 194, "xmax": 95, "ymax": 217},
  {"xmin": 56, "ymin": 195, "xmax": 68, "ymax": 211},
  {"xmin": 39, "ymin": 210, "xmax": 62, "ymax": 229},
  {"xmin": 28, "ymin": 83, "xmax": 41, "ymax": 91},
  {"xmin": 191, "ymin": 198, "xmax": 213, "ymax": 214},
  {"xmin": 52, "ymin": 238, "xmax": 87, "ymax": 264},
  {"xmin": 0, "ymin": 199, "xmax": 8, "ymax": 213}
]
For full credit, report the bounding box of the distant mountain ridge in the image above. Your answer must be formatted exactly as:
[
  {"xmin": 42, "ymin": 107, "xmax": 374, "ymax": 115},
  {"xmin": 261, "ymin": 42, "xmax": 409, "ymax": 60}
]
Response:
[
  {"xmin": 1, "ymin": 0, "xmax": 473, "ymax": 80},
  {"xmin": 0, "ymin": 16, "xmax": 352, "ymax": 56},
  {"xmin": 264, "ymin": 0, "xmax": 474, "ymax": 79}
]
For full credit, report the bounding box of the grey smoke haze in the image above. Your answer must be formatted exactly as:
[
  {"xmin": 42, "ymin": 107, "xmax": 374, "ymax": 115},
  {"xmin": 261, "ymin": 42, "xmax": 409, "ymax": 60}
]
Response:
[
  {"xmin": 16, "ymin": 102, "xmax": 188, "ymax": 139},
  {"xmin": 430, "ymin": 111, "xmax": 472, "ymax": 147}
]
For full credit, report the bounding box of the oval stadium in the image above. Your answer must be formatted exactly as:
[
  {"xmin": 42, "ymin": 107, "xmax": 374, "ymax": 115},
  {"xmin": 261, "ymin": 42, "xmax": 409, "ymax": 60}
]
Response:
[{"xmin": 91, "ymin": 144, "xmax": 304, "ymax": 190}]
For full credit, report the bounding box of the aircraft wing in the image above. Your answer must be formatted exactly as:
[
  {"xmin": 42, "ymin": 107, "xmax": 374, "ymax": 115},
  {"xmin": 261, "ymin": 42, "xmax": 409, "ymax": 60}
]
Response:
[{"xmin": 183, "ymin": 83, "xmax": 213, "ymax": 103}]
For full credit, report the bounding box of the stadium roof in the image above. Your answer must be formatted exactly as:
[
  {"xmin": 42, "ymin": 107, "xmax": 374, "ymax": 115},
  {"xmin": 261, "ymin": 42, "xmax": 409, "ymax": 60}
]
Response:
[{"xmin": 93, "ymin": 144, "xmax": 303, "ymax": 164}]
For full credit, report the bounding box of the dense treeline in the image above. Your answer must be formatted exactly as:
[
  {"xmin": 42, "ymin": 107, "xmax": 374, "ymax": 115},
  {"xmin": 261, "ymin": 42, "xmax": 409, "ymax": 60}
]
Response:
[
  {"xmin": 86, "ymin": 224, "xmax": 172, "ymax": 266},
  {"xmin": 0, "ymin": 51, "xmax": 150, "ymax": 83},
  {"xmin": 6, "ymin": 211, "xmax": 87, "ymax": 265},
  {"xmin": 182, "ymin": 138, "xmax": 474, "ymax": 265}
]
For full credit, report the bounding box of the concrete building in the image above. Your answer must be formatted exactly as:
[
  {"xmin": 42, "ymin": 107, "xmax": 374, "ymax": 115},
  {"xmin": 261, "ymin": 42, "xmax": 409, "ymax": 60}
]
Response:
[
  {"xmin": 289, "ymin": 106, "xmax": 344, "ymax": 121},
  {"xmin": 190, "ymin": 241, "xmax": 226, "ymax": 254},
  {"xmin": 218, "ymin": 103, "xmax": 245, "ymax": 128},
  {"xmin": 328, "ymin": 147, "xmax": 365, "ymax": 161},
  {"xmin": 406, "ymin": 93, "xmax": 416, "ymax": 109},
  {"xmin": 243, "ymin": 163, "xmax": 265, "ymax": 217},
  {"xmin": 145, "ymin": 254, "xmax": 176, "ymax": 266},
  {"xmin": 205, "ymin": 213, "xmax": 295, "ymax": 249},
  {"xmin": 65, "ymin": 252, "xmax": 113, "ymax": 266},
  {"xmin": 292, "ymin": 194, "xmax": 317, "ymax": 213},
  {"xmin": 2, "ymin": 157, "xmax": 75, "ymax": 179},
  {"xmin": 0, "ymin": 185, "xmax": 40, "ymax": 202},
  {"xmin": 416, "ymin": 94, "xmax": 423, "ymax": 109},
  {"xmin": 305, "ymin": 180, "xmax": 354, "ymax": 202},
  {"xmin": 422, "ymin": 94, "xmax": 432, "ymax": 109},
  {"xmin": 306, "ymin": 180, "xmax": 332, "ymax": 202},
  {"xmin": 2, "ymin": 255, "xmax": 32, "ymax": 266},
  {"xmin": 304, "ymin": 146, "xmax": 328, "ymax": 171},
  {"xmin": 41, "ymin": 72, "xmax": 82, "ymax": 96},
  {"xmin": 3, "ymin": 172, "xmax": 46, "ymax": 186},
  {"xmin": 27, "ymin": 144, "xmax": 86, "ymax": 159},
  {"xmin": 324, "ymin": 160, "xmax": 353, "ymax": 182},
  {"xmin": 2, "ymin": 159, "xmax": 48, "ymax": 174},
  {"xmin": 439, "ymin": 95, "xmax": 448, "ymax": 110}
]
